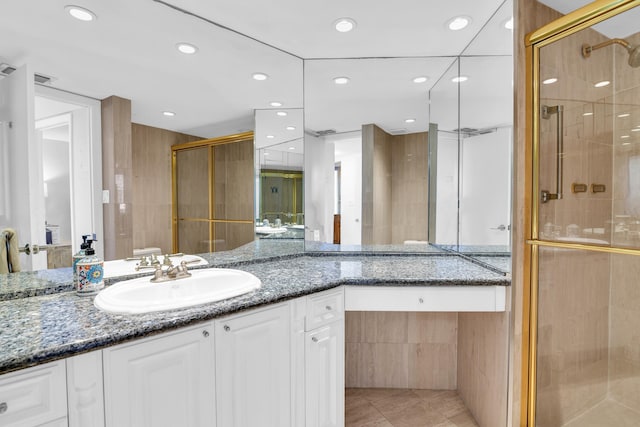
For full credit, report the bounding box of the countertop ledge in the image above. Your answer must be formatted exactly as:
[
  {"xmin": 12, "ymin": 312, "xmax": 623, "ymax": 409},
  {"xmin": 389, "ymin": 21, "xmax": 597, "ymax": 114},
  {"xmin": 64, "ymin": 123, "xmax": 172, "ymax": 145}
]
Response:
[{"xmin": 0, "ymin": 253, "xmax": 509, "ymax": 375}]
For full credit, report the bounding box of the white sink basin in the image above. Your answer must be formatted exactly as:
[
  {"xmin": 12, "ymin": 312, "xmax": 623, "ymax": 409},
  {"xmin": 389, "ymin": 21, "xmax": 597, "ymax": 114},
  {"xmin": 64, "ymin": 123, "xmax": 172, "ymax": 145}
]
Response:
[{"xmin": 94, "ymin": 268, "xmax": 261, "ymax": 314}]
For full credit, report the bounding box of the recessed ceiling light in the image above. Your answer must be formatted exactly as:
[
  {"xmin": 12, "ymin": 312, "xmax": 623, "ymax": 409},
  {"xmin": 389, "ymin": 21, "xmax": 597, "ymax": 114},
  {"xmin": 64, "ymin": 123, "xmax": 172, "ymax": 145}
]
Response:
[
  {"xmin": 334, "ymin": 18, "xmax": 357, "ymax": 33},
  {"xmin": 504, "ymin": 17, "xmax": 514, "ymax": 30},
  {"xmin": 582, "ymin": 112, "xmax": 593, "ymax": 116},
  {"xmin": 289, "ymin": 147, "xmax": 295, "ymax": 150},
  {"xmin": 594, "ymin": 80, "xmax": 610, "ymax": 87},
  {"xmin": 163, "ymin": 111, "xmax": 176, "ymax": 117},
  {"xmin": 617, "ymin": 113, "xmax": 630, "ymax": 118},
  {"xmin": 632, "ymin": 128, "xmax": 640, "ymax": 132},
  {"xmin": 252, "ymin": 73, "xmax": 268, "ymax": 81},
  {"xmin": 621, "ymin": 135, "xmax": 630, "ymax": 139},
  {"xmin": 543, "ymin": 78, "xmax": 558, "ymax": 85},
  {"xmin": 405, "ymin": 118, "xmax": 416, "ymax": 123},
  {"xmin": 622, "ymin": 142, "xmax": 631, "ymax": 146},
  {"xmin": 447, "ymin": 16, "xmax": 471, "ymax": 31},
  {"xmin": 176, "ymin": 43, "xmax": 198, "ymax": 54},
  {"xmin": 65, "ymin": 5, "xmax": 96, "ymax": 21},
  {"xmin": 276, "ymin": 111, "xmax": 287, "ymax": 117},
  {"xmin": 451, "ymin": 76, "xmax": 468, "ymax": 83},
  {"xmin": 286, "ymin": 126, "xmax": 296, "ymax": 131},
  {"xmin": 333, "ymin": 76, "xmax": 350, "ymax": 85},
  {"xmin": 270, "ymin": 101, "xmax": 282, "ymax": 107},
  {"xmin": 413, "ymin": 76, "xmax": 429, "ymax": 83},
  {"xmin": 266, "ymin": 135, "xmax": 275, "ymax": 139}
]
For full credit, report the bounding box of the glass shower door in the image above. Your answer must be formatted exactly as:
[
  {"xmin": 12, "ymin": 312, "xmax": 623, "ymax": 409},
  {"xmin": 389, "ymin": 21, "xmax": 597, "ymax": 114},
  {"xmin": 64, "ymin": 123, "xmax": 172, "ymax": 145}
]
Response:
[{"xmin": 529, "ymin": 2, "xmax": 640, "ymax": 426}]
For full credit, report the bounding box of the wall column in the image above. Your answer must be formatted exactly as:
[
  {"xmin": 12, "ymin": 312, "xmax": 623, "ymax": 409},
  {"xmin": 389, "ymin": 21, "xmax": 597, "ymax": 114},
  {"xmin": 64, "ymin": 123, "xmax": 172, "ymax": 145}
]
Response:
[{"xmin": 101, "ymin": 96, "xmax": 133, "ymax": 261}]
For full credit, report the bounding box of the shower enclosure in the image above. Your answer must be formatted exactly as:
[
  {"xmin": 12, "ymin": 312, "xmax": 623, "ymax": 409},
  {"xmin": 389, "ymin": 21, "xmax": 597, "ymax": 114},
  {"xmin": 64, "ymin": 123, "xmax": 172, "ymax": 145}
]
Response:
[{"xmin": 524, "ymin": 1, "xmax": 640, "ymax": 426}]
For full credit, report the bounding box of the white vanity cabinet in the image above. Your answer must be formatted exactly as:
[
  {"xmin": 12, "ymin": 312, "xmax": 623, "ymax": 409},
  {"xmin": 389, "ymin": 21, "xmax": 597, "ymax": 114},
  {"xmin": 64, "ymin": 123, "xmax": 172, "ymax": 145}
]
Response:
[
  {"xmin": 0, "ymin": 360, "xmax": 67, "ymax": 427},
  {"xmin": 215, "ymin": 303, "xmax": 291, "ymax": 427},
  {"xmin": 303, "ymin": 288, "xmax": 345, "ymax": 427},
  {"xmin": 102, "ymin": 322, "xmax": 216, "ymax": 427}
]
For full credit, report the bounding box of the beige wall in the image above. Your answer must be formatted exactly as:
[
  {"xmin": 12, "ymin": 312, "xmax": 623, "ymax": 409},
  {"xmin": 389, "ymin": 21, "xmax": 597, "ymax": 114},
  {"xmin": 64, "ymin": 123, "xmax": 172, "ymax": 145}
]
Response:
[
  {"xmin": 132, "ymin": 123, "xmax": 200, "ymax": 255},
  {"xmin": 346, "ymin": 311, "xmax": 458, "ymax": 389},
  {"xmin": 362, "ymin": 124, "xmax": 428, "ymax": 244},
  {"xmin": 101, "ymin": 96, "xmax": 133, "ymax": 261},
  {"xmin": 458, "ymin": 312, "xmax": 510, "ymax": 427}
]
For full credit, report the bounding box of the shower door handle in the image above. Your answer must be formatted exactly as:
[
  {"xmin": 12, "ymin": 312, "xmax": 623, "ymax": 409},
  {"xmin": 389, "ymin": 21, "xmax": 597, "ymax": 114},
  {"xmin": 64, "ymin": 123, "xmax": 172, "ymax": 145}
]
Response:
[{"xmin": 541, "ymin": 105, "xmax": 564, "ymax": 203}]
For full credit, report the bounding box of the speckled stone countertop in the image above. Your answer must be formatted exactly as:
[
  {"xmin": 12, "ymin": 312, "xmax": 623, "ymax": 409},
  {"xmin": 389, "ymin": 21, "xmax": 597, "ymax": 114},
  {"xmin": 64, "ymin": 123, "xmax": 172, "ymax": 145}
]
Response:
[{"xmin": 0, "ymin": 253, "xmax": 509, "ymax": 374}]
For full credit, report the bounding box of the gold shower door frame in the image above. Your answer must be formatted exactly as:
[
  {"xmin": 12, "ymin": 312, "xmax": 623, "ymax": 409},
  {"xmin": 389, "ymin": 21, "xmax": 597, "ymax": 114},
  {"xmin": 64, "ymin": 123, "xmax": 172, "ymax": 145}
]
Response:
[
  {"xmin": 171, "ymin": 131, "xmax": 255, "ymax": 254},
  {"xmin": 523, "ymin": 1, "xmax": 640, "ymax": 425}
]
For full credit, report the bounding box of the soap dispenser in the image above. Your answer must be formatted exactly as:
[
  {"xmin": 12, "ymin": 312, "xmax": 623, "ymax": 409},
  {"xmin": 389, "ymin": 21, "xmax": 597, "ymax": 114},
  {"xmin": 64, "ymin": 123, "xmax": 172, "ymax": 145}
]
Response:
[
  {"xmin": 72, "ymin": 234, "xmax": 92, "ymax": 284},
  {"xmin": 75, "ymin": 237, "xmax": 104, "ymax": 295}
]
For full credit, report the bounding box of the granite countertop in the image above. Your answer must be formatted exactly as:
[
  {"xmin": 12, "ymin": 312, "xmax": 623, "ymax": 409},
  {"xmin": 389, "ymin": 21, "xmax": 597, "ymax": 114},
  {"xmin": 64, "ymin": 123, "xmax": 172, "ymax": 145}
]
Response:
[{"xmin": 0, "ymin": 245, "xmax": 510, "ymax": 375}]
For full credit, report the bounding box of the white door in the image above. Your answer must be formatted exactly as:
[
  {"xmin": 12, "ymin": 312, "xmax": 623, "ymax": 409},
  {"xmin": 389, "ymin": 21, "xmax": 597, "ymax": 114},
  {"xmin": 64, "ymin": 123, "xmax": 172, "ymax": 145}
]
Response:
[
  {"xmin": 103, "ymin": 323, "xmax": 216, "ymax": 427},
  {"xmin": 305, "ymin": 321, "xmax": 345, "ymax": 427},
  {"xmin": 0, "ymin": 64, "xmax": 47, "ymax": 270},
  {"xmin": 215, "ymin": 303, "xmax": 291, "ymax": 427},
  {"xmin": 459, "ymin": 127, "xmax": 512, "ymax": 246}
]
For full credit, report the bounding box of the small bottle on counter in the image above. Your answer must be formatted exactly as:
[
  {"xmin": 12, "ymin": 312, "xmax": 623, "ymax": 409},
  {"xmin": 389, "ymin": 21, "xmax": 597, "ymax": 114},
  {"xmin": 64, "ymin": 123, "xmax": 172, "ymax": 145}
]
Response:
[
  {"xmin": 76, "ymin": 238, "xmax": 104, "ymax": 296},
  {"xmin": 72, "ymin": 234, "xmax": 92, "ymax": 285}
]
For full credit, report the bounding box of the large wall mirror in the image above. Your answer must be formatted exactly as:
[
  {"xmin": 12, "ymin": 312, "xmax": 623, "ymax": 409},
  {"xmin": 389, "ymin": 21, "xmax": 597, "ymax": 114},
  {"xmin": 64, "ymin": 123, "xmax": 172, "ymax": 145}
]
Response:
[
  {"xmin": 304, "ymin": 0, "xmax": 513, "ymax": 260},
  {"xmin": 2, "ymin": 0, "xmax": 512, "ymax": 274}
]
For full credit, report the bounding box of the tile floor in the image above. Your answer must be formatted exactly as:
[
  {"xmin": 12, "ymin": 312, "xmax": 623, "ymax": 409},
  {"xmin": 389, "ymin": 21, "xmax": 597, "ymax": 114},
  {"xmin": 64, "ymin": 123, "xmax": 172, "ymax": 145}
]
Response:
[
  {"xmin": 563, "ymin": 399, "xmax": 640, "ymax": 427},
  {"xmin": 345, "ymin": 388, "xmax": 479, "ymax": 427}
]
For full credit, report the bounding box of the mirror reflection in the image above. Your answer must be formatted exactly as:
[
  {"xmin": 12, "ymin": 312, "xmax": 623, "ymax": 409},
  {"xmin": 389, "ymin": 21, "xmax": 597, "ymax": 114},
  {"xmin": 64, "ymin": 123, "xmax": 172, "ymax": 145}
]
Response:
[{"xmin": 254, "ymin": 108, "xmax": 304, "ymax": 239}]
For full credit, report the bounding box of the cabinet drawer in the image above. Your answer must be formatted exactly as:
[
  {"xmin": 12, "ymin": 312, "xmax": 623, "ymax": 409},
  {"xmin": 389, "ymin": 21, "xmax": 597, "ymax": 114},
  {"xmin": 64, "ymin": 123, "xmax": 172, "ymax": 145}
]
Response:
[
  {"xmin": 344, "ymin": 285, "xmax": 506, "ymax": 312},
  {"xmin": 305, "ymin": 288, "xmax": 344, "ymax": 331},
  {"xmin": 0, "ymin": 361, "xmax": 67, "ymax": 427}
]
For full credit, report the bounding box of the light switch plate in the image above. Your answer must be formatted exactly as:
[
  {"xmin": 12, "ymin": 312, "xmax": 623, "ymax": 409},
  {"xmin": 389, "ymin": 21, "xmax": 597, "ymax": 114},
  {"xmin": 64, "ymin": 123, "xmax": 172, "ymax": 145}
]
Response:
[{"xmin": 102, "ymin": 190, "xmax": 109, "ymax": 204}]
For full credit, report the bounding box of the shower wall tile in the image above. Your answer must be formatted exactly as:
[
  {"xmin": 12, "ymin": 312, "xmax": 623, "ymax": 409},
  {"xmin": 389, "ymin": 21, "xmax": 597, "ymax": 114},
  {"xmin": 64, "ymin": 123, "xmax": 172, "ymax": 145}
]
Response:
[
  {"xmin": 535, "ymin": 248, "xmax": 610, "ymax": 426},
  {"xmin": 609, "ymin": 253, "xmax": 640, "ymax": 410}
]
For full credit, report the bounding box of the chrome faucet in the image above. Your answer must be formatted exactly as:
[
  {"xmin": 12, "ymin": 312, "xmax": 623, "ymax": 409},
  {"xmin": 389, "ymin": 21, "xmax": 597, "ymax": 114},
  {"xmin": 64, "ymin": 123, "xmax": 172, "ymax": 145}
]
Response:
[{"xmin": 149, "ymin": 261, "xmax": 192, "ymax": 283}]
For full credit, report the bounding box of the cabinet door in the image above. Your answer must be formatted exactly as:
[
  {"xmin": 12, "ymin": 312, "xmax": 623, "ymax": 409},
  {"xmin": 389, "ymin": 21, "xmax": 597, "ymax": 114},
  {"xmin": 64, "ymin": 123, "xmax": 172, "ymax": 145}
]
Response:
[
  {"xmin": 306, "ymin": 321, "xmax": 345, "ymax": 427},
  {"xmin": 215, "ymin": 303, "xmax": 291, "ymax": 427},
  {"xmin": 0, "ymin": 361, "xmax": 67, "ymax": 427},
  {"xmin": 103, "ymin": 323, "xmax": 215, "ymax": 427}
]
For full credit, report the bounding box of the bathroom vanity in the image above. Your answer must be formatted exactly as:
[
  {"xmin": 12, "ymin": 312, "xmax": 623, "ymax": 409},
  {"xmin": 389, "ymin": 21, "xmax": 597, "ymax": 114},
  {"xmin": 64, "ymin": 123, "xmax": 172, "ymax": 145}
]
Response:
[{"xmin": 0, "ymin": 242, "xmax": 509, "ymax": 427}]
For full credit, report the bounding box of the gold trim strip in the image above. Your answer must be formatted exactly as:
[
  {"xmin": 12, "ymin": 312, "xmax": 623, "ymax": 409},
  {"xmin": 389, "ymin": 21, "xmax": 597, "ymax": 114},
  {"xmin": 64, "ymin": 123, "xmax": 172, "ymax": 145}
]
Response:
[
  {"xmin": 176, "ymin": 218, "xmax": 254, "ymax": 224},
  {"xmin": 526, "ymin": 0, "xmax": 640, "ymax": 46},
  {"xmin": 527, "ymin": 245, "xmax": 539, "ymax": 427},
  {"xmin": 527, "ymin": 239, "xmax": 640, "ymax": 256},
  {"xmin": 171, "ymin": 131, "xmax": 254, "ymax": 151}
]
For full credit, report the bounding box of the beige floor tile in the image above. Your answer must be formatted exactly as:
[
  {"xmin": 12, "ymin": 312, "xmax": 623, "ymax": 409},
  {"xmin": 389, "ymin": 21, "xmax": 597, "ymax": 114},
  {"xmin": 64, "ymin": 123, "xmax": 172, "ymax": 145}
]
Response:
[
  {"xmin": 346, "ymin": 396, "xmax": 390, "ymax": 427},
  {"xmin": 346, "ymin": 388, "xmax": 478, "ymax": 427}
]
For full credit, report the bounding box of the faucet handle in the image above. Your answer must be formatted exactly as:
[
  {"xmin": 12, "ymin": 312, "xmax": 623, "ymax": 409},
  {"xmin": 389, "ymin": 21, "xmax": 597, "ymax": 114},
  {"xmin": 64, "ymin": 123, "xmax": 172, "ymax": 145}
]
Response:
[
  {"xmin": 162, "ymin": 254, "xmax": 174, "ymax": 267},
  {"xmin": 150, "ymin": 253, "xmax": 160, "ymax": 265}
]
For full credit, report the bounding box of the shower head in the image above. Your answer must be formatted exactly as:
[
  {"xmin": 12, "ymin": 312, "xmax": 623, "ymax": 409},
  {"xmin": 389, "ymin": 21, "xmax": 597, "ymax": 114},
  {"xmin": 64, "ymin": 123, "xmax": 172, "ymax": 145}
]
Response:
[{"xmin": 582, "ymin": 38, "xmax": 640, "ymax": 68}]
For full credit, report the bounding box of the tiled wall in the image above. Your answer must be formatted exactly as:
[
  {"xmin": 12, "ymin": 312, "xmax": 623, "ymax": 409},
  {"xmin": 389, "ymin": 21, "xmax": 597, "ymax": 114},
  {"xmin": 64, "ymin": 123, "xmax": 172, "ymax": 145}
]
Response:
[
  {"xmin": 132, "ymin": 124, "xmax": 200, "ymax": 254},
  {"xmin": 346, "ymin": 310, "xmax": 509, "ymax": 426},
  {"xmin": 362, "ymin": 124, "xmax": 428, "ymax": 244},
  {"xmin": 609, "ymin": 252, "xmax": 640, "ymax": 411},
  {"xmin": 101, "ymin": 96, "xmax": 133, "ymax": 261},
  {"xmin": 457, "ymin": 312, "xmax": 509, "ymax": 427},
  {"xmin": 346, "ymin": 311, "xmax": 458, "ymax": 389},
  {"xmin": 535, "ymin": 248, "xmax": 611, "ymax": 426}
]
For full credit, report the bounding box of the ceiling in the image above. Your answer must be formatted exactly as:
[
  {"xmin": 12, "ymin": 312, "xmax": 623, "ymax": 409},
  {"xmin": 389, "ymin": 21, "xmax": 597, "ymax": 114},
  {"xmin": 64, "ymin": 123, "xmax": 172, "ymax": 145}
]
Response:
[{"xmin": 1, "ymin": 0, "xmax": 514, "ymax": 141}]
